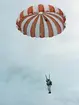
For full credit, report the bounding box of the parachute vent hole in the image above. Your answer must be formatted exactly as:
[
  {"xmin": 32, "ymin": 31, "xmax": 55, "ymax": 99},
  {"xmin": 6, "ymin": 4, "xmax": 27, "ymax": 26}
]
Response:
[{"xmin": 45, "ymin": 19, "xmax": 48, "ymax": 22}]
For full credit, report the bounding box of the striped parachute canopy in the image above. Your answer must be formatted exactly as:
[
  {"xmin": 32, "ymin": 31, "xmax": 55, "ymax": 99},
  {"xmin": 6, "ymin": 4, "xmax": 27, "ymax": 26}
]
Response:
[{"xmin": 16, "ymin": 4, "xmax": 66, "ymax": 38}]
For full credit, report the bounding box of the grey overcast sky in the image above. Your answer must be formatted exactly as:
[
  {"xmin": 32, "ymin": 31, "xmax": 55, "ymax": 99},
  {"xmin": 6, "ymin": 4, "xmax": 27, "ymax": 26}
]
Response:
[{"xmin": 0, "ymin": 0, "xmax": 79, "ymax": 105}]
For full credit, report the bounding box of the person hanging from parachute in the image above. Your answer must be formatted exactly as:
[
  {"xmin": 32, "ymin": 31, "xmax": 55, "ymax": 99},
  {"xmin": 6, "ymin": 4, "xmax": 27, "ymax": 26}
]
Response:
[
  {"xmin": 45, "ymin": 74, "xmax": 52, "ymax": 94},
  {"xmin": 16, "ymin": 4, "xmax": 66, "ymax": 94}
]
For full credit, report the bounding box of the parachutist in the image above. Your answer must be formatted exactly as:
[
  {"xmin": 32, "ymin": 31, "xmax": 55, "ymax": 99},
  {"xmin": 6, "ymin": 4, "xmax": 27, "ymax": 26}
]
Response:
[{"xmin": 45, "ymin": 74, "xmax": 52, "ymax": 94}]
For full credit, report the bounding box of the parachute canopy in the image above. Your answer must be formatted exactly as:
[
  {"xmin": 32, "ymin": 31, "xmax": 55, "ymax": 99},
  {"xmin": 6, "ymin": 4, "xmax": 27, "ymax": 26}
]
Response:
[{"xmin": 16, "ymin": 4, "xmax": 66, "ymax": 38}]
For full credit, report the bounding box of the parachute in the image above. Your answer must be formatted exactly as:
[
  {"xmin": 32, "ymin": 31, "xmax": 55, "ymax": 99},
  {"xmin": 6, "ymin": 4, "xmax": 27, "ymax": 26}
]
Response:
[{"xmin": 16, "ymin": 4, "xmax": 66, "ymax": 38}]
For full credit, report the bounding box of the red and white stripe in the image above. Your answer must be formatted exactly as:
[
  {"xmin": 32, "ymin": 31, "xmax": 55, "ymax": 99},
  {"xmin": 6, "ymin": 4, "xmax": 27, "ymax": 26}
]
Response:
[{"xmin": 16, "ymin": 4, "xmax": 66, "ymax": 38}]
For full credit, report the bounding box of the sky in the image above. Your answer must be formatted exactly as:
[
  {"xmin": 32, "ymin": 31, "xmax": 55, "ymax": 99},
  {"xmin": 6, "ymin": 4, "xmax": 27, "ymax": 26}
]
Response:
[{"xmin": 0, "ymin": 0, "xmax": 79, "ymax": 105}]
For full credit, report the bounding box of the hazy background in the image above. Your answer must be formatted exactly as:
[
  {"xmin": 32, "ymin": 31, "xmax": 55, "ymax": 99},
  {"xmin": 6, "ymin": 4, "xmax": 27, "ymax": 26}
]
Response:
[{"xmin": 0, "ymin": 0, "xmax": 79, "ymax": 105}]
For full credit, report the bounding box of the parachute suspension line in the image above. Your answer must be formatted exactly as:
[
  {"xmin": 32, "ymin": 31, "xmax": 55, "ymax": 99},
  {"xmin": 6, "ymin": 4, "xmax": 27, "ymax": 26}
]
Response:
[{"xmin": 49, "ymin": 74, "xmax": 50, "ymax": 79}]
